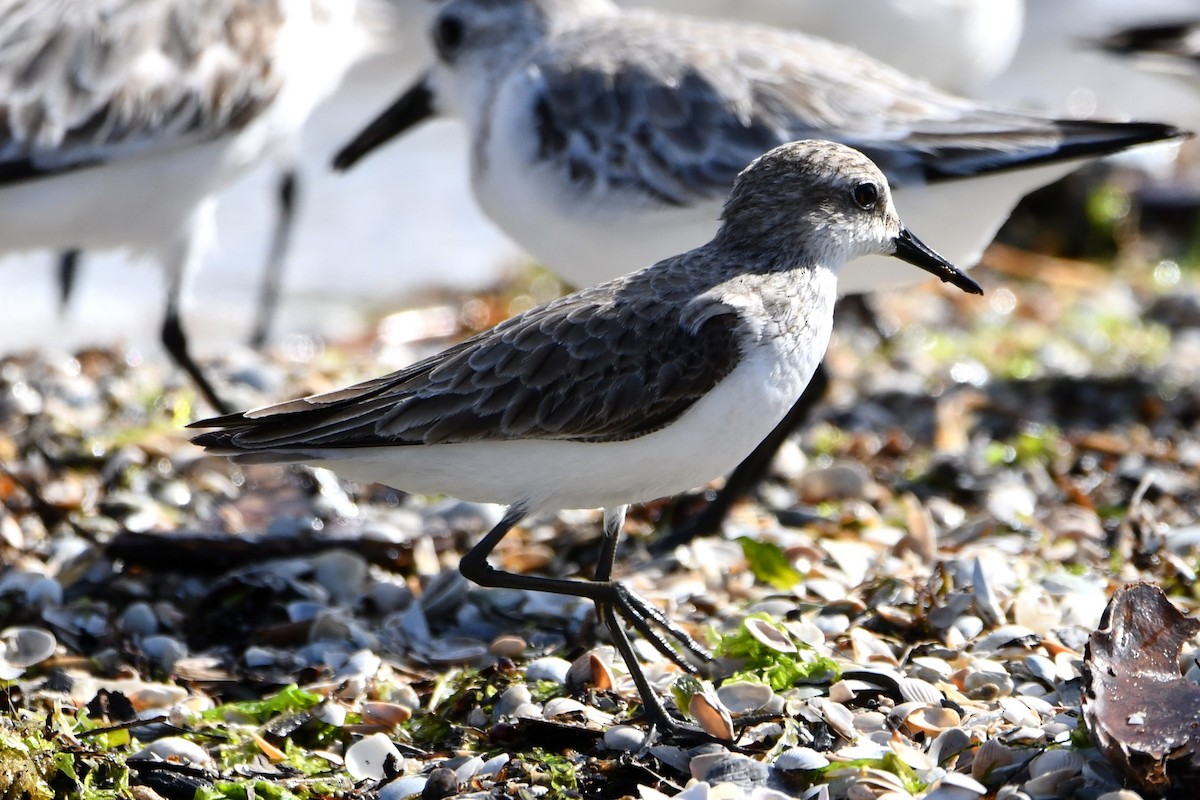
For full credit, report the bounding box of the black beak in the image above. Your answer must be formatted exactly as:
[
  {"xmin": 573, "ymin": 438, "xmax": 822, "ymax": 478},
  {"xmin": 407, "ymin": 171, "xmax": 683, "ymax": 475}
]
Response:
[
  {"xmin": 892, "ymin": 228, "xmax": 982, "ymax": 295},
  {"xmin": 332, "ymin": 74, "xmax": 437, "ymax": 171}
]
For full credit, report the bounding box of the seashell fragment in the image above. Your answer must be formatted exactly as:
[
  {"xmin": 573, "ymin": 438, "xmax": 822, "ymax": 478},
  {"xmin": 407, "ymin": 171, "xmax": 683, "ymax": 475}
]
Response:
[
  {"xmin": 359, "ymin": 701, "xmax": 410, "ymax": 729},
  {"xmin": 775, "ymin": 747, "xmax": 829, "ymax": 771},
  {"xmin": 344, "ymin": 733, "xmax": 402, "ymax": 781},
  {"xmin": 0, "ymin": 626, "xmax": 56, "ymax": 670},
  {"xmin": 716, "ymin": 681, "xmax": 775, "ymax": 715},
  {"xmin": 130, "ymin": 737, "xmax": 212, "ymax": 766},
  {"xmin": 1027, "ymin": 749, "xmax": 1084, "ymax": 778},
  {"xmin": 744, "ymin": 617, "xmax": 796, "ymax": 653},
  {"xmin": 970, "ymin": 738, "xmax": 1013, "ymax": 781},
  {"xmin": 690, "ymin": 689, "xmax": 734, "ymax": 741},
  {"xmin": 898, "ymin": 677, "xmax": 944, "ymax": 705}
]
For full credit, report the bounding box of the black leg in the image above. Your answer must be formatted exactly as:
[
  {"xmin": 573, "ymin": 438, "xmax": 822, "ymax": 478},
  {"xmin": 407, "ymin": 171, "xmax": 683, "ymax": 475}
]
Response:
[
  {"xmin": 657, "ymin": 362, "xmax": 831, "ymax": 551},
  {"xmin": 459, "ymin": 505, "xmax": 717, "ymax": 738},
  {"xmin": 161, "ymin": 294, "xmax": 232, "ymax": 414},
  {"xmin": 56, "ymin": 250, "xmax": 81, "ymax": 316},
  {"xmin": 249, "ymin": 168, "xmax": 299, "ymax": 350},
  {"xmin": 594, "ymin": 506, "xmax": 626, "ymax": 583}
]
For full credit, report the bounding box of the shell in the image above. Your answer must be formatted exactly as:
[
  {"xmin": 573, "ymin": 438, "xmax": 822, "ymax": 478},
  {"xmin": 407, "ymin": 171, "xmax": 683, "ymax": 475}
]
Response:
[
  {"xmin": 813, "ymin": 697, "xmax": 857, "ymax": 741},
  {"xmin": 344, "ymin": 733, "xmax": 402, "ymax": 781},
  {"xmin": 359, "ymin": 701, "xmax": 411, "ymax": 728},
  {"xmin": 689, "ymin": 690, "xmax": 734, "ymax": 741},
  {"xmin": 542, "ymin": 697, "xmax": 588, "ymax": 719},
  {"xmin": 744, "ymin": 618, "xmax": 796, "ymax": 653},
  {"xmin": 905, "ymin": 705, "xmax": 962, "ymax": 735},
  {"xmin": 971, "ymin": 738, "xmax": 1014, "ymax": 780},
  {"xmin": 898, "ymin": 677, "xmax": 944, "ymax": 705},
  {"xmin": 129, "ymin": 737, "xmax": 212, "ymax": 766},
  {"xmin": 1027, "ymin": 749, "xmax": 1084, "ymax": 778},
  {"xmin": 775, "ymin": 747, "xmax": 830, "ymax": 771},
  {"xmin": 716, "ymin": 681, "xmax": 775, "ymax": 715},
  {"xmin": 0, "ymin": 626, "xmax": 56, "ymax": 669},
  {"xmin": 567, "ymin": 649, "xmax": 615, "ymax": 690}
]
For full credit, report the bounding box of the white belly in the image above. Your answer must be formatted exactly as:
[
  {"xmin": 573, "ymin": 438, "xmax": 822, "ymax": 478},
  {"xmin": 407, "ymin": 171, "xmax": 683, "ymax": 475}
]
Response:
[{"xmin": 312, "ymin": 301, "xmax": 833, "ymax": 515}]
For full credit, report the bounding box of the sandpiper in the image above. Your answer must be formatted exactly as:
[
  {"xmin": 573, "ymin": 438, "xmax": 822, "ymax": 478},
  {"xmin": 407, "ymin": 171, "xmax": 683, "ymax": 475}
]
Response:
[
  {"xmin": 333, "ymin": 0, "xmax": 1179, "ymax": 296},
  {"xmin": 193, "ymin": 140, "xmax": 983, "ymax": 735},
  {"xmin": 0, "ymin": 0, "xmax": 369, "ymax": 410},
  {"xmin": 331, "ymin": 0, "xmax": 1181, "ymax": 538}
]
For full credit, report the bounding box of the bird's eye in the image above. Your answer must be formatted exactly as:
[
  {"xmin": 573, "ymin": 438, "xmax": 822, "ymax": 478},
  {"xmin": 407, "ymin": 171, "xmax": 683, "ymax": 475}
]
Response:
[
  {"xmin": 435, "ymin": 16, "xmax": 465, "ymax": 57},
  {"xmin": 852, "ymin": 181, "xmax": 879, "ymax": 209}
]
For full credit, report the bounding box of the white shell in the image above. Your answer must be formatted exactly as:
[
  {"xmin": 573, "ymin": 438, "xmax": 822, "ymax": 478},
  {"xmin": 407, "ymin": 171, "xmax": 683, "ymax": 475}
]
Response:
[
  {"xmin": 716, "ymin": 681, "xmax": 775, "ymax": 715},
  {"xmin": 1027, "ymin": 749, "xmax": 1085, "ymax": 778},
  {"xmin": 130, "ymin": 737, "xmax": 212, "ymax": 765},
  {"xmin": 744, "ymin": 618, "xmax": 797, "ymax": 653},
  {"xmin": 525, "ymin": 656, "xmax": 571, "ymax": 684},
  {"xmin": 898, "ymin": 677, "xmax": 943, "ymax": 705},
  {"xmin": 971, "ymin": 738, "xmax": 1013, "ymax": 781},
  {"xmin": 0, "ymin": 626, "xmax": 56, "ymax": 668},
  {"xmin": 542, "ymin": 697, "xmax": 589, "ymax": 719},
  {"xmin": 775, "ymin": 747, "xmax": 830, "ymax": 771},
  {"xmin": 345, "ymin": 733, "xmax": 403, "ymax": 781},
  {"xmin": 128, "ymin": 684, "xmax": 188, "ymax": 712},
  {"xmin": 379, "ymin": 776, "xmax": 427, "ymax": 800}
]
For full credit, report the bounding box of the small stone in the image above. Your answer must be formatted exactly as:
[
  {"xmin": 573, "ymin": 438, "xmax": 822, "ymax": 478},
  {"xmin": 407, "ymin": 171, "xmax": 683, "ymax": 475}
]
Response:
[
  {"xmin": 488, "ymin": 635, "xmax": 526, "ymax": 658},
  {"xmin": 421, "ymin": 767, "xmax": 459, "ymax": 800},
  {"xmin": 119, "ymin": 602, "xmax": 158, "ymax": 637},
  {"xmin": 141, "ymin": 637, "xmax": 184, "ymax": 672},
  {"xmin": 379, "ymin": 776, "xmax": 427, "ymax": 800},
  {"xmin": 525, "ymin": 656, "xmax": 571, "ymax": 684},
  {"xmin": 796, "ymin": 461, "xmax": 870, "ymax": 503},
  {"xmin": 312, "ymin": 550, "xmax": 369, "ymax": 605},
  {"xmin": 604, "ymin": 725, "xmax": 650, "ymax": 752}
]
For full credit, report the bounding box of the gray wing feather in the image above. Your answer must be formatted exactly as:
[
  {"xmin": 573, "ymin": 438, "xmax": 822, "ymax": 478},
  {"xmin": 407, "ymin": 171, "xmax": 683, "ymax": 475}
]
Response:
[
  {"xmin": 0, "ymin": 0, "xmax": 283, "ymax": 183},
  {"xmin": 191, "ymin": 281, "xmax": 743, "ymax": 452},
  {"xmin": 527, "ymin": 11, "xmax": 1175, "ymax": 205}
]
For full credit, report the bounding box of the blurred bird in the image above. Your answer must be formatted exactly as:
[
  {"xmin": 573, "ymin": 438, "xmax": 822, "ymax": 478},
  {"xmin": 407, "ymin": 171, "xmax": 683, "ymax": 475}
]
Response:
[
  {"xmin": 0, "ymin": 0, "xmax": 370, "ymax": 410},
  {"xmin": 619, "ymin": 0, "xmax": 1025, "ymax": 96}
]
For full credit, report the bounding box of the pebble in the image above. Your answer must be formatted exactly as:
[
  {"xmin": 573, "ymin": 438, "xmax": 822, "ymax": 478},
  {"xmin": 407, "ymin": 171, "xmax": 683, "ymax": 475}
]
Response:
[
  {"xmin": 24, "ymin": 577, "xmax": 62, "ymax": 608},
  {"xmin": 379, "ymin": 776, "xmax": 428, "ymax": 800},
  {"xmin": 141, "ymin": 635, "xmax": 186, "ymax": 672},
  {"xmin": 604, "ymin": 725, "xmax": 651, "ymax": 753},
  {"xmin": 796, "ymin": 461, "xmax": 870, "ymax": 503},
  {"xmin": 525, "ymin": 656, "xmax": 571, "ymax": 684},
  {"xmin": 492, "ymin": 685, "xmax": 533, "ymax": 722},
  {"xmin": 118, "ymin": 602, "xmax": 159, "ymax": 637}
]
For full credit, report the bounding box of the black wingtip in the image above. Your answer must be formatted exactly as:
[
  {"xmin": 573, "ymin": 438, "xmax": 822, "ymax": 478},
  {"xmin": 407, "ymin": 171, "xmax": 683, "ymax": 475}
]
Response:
[
  {"xmin": 1054, "ymin": 118, "xmax": 1190, "ymax": 159},
  {"xmin": 1092, "ymin": 21, "xmax": 1198, "ymax": 58},
  {"xmin": 186, "ymin": 411, "xmax": 250, "ymax": 430}
]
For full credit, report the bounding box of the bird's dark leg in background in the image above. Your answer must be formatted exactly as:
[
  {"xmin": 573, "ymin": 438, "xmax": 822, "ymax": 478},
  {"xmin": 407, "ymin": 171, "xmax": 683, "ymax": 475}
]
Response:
[{"xmin": 249, "ymin": 168, "xmax": 300, "ymax": 349}]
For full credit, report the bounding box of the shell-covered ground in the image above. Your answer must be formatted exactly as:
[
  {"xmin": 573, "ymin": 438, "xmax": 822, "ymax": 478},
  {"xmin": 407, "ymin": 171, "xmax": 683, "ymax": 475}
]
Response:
[{"xmin": 2, "ymin": 166, "xmax": 1200, "ymax": 800}]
